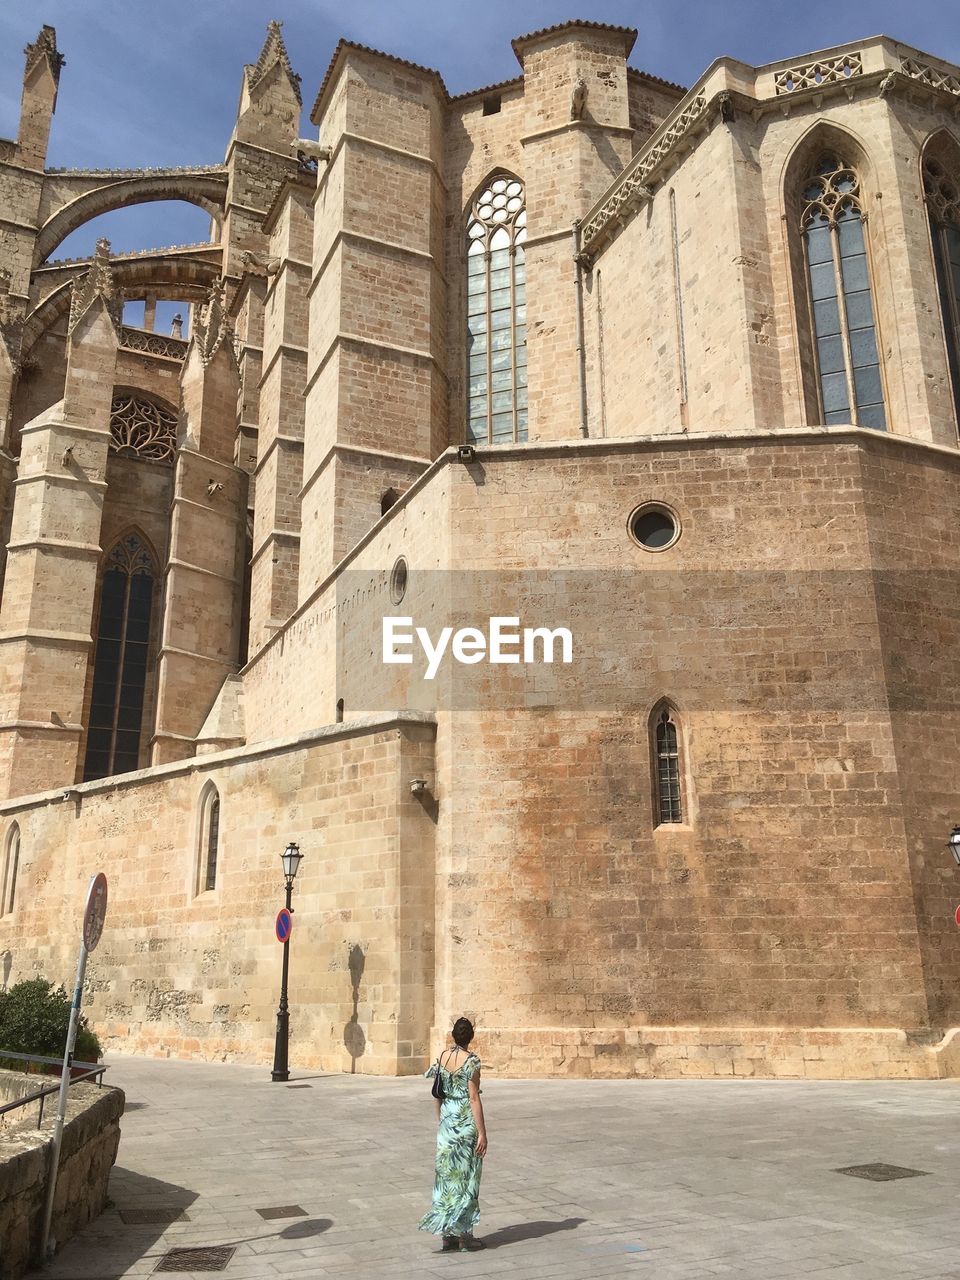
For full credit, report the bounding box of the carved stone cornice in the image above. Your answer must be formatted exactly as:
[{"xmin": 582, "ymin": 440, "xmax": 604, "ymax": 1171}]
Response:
[
  {"xmin": 579, "ymin": 92, "xmax": 710, "ymax": 259},
  {"xmin": 119, "ymin": 326, "xmax": 188, "ymax": 361},
  {"xmin": 773, "ymin": 53, "xmax": 862, "ymax": 95},
  {"xmin": 899, "ymin": 55, "xmax": 960, "ymax": 99},
  {"xmin": 67, "ymin": 238, "xmax": 122, "ymax": 336}
]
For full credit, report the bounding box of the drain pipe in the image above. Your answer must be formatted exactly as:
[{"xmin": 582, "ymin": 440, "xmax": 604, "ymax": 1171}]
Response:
[{"xmin": 573, "ymin": 220, "xmax": 589, "ymax": 438}]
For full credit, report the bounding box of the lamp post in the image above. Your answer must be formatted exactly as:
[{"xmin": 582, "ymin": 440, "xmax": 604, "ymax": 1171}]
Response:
[
  {"xmin": 271, "ymin": 841, "xmax": 303, "ymax": 1083},
  {"xmin": 949, "ymin": 826, "xmax": 960, "ymax": 867}
]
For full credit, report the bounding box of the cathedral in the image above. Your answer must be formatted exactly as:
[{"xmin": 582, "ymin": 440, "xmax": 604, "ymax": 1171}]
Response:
[{"xmin": 1, "ymin": 19, "xmax": 960, "ymax": 1079}]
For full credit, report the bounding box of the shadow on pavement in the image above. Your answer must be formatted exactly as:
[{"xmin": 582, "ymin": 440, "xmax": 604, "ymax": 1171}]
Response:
[
  {"xmin": 28, "ymin": 1167, "xmax": 199, "ymax": 1279},
  {"xmin": 279, "ymin": 1218, "xmax": 333, "ymax": 1240},
  {"xmin": 482, "ymin": 1216, "xmax": 587, "ymax": 1248}
]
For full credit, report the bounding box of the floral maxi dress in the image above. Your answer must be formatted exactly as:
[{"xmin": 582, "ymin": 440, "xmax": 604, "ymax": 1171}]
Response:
[{"xmin": 418, "ymin": 1053, "xmax": 483, "ymax": 1237}]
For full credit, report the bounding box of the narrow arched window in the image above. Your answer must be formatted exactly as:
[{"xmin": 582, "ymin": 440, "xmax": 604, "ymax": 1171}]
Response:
[
  {"xmin": 654, "ymin": 707, "xmax": 683, "ymax": 825},
  {"xmin": 83, "ymin": 533, "xmax": 157, "ymax": 781},
  {"xmin": 801, "ymin": 154, "xmax": 885, "ymax": 430},
  {"xmin": 336, "ymin": 698, "xmax": 345, "ymax": 723},
  {"xmin": 1, "ymin": 824, "xmax": 19, "ymax": 916},
  {"xmin": 466, "ymin": 174, "xmax": 527, "ymax": 445},
  {"xmin": 923, "ymin": 153, "xmax": 960, "ymax": 428},
  {"xmin": 197, "ymin": 785, "xmax": 220, "ymax": 894}
]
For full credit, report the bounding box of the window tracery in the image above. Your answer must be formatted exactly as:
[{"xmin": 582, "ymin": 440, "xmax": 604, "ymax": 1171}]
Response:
[
  {"xmin": 466, "ymin": 175, "xmax": 527, "ymax": 445},
  {"xmin": 923, "ymin": 153, "xmax": 960, "ymax": 428},
  {"xmin": 109, "ymin": 392, "xmax": 177, "ymax": 463},
  {"xmin": 83, "ymin": 533, "xmax": 157, "ymax": 782},
  {"xmin": 800, "ymin": 154, "xmax": 886, "ymax": 430}
]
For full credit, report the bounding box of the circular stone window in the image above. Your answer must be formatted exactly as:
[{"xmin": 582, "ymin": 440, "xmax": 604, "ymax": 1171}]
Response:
[
  {"xmin": 628, "ymin": 503, "xmax": 680, "ymax": 552},
  {"xmin": 389, "ymin": 556, "xmax": 408, "ymax": 604}
]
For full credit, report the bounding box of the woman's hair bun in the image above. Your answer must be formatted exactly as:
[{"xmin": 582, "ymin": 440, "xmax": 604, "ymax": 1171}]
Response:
[{"xmin": 452, "ymin": 1016, "xmax": 474, "ymax": 1047}]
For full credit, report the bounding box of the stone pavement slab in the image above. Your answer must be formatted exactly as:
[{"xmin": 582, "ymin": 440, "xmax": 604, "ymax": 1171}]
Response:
[{"xmin": 30, "ymin": 1056, "xmax": 960, "ymax": 1279}]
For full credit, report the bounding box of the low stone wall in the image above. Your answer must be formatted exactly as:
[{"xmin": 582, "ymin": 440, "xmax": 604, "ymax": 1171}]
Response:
[
  {"xmin": 0, "ymin": 1068, "xmax": 45, "ymax": 1132},
  {"xmin": 0, "ymin": 1076, "xmax": 124, "ymax": 1280}
]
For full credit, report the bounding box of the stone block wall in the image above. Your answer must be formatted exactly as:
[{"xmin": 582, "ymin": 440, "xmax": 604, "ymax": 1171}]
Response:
[
  {"xmin": 0, "ymin": 714, "xmax": 437, "ymax": 1075},
  {"xmin": 239, "ymin": 428, "xmax": 960, "ymax": 1076},
  {"xmin": 0, "ymin": 1077, "xmax": 124, "ymax": 1280},
  {"xmin": 589, "ymin": 73, "xmax": 960, "ymax": 446},
  {"xmin": 858, "ymin": 435, "xmax": 960, "ymax": 1028}
]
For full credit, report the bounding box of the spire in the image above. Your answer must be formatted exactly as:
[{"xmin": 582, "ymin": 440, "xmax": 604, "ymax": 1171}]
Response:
[
  {"xmin": 193, "ymin": 279, "xmax": 232, "ymax": 366},
  {"xmin": 68, "ymin": 239, "xmax": 122, "ymax": 336},
  {"xmin": 246, "ymin": 20, "xmax": 302, "ymax": 106},
  {"xmin": 24, "ymin": 25, "xmax": 65, "ymax": 89}
]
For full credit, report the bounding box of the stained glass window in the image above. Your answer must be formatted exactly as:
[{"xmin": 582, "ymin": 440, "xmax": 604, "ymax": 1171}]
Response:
[
  {"xmin": 923, "ymin": 155, "xmax": 960, "ymax": 430},
  {"xmin": 801, "ymin": 154, "xmax": 886, "ymax": 430},
  {"xmin": 655, "ymin": 708, "xmax": 682, "ymax": 825},
  {"xmin": 83, "ymin": 533, "xmax": 156, "ymax": 781},
  {"xmin": 466, "ymin": 175, "xmax": 527, "ymax": 445}
]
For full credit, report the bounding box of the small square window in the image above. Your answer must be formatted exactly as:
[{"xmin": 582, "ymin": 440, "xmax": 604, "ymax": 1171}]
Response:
[{"xmin": 482, "ymin": 95, "xmax": 501, "ymax": 116}]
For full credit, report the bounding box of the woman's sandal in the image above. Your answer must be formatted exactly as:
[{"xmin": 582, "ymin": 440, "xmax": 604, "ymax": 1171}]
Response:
[
  {"xmin": 459, "ymin": 1236, "xmax": 486, "ymax": 1251},
  {"xmin": 440, "ymin": 1236, "xmax": 459, "ymax": 1252}
]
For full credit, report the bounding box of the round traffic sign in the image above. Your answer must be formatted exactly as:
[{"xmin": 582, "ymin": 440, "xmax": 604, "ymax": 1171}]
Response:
[
  {"xmin": 955, "ymin": 904, "xmax": 960, "ymax": 929},
  {"xmin": 83, "ymin": 873, "xmax": 108, "ymax": 952},
  {"xmin": 276, "ymin": 908, "xmax": 292, "ymax": 943}
]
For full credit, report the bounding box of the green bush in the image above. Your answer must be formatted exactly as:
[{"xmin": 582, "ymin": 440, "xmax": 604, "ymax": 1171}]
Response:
[{"xmin": 0, "ymin": 977, "xmax": 102, "ymax": 1068}]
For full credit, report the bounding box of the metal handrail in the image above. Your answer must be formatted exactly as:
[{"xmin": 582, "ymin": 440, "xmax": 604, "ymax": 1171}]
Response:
[{"xmin": 0, "ymin": 1051, "xmax": 108, "ymax": 1129}]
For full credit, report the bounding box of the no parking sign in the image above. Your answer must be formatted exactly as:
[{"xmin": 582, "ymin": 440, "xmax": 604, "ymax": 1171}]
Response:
[{"xmin": 276, "ymin": 908, "xmax": 292, "ymax": 943}]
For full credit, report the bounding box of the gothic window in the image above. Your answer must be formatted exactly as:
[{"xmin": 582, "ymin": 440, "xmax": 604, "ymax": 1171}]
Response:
[
  {"xmin": 83, "ymin": 533, "xmax": 157, "ymax": 782},
  {"xmin": 109, "ymin": 392, "xmax": 177, "ymax": 462},
  {"xmin": 466, "ymin": 175, "xmax": 527, "ymax": 445},
  {"xmin": 653, "ymin": 706, "xmax": 683, "ymax": 825},
  {"xmin": 922, "ymin": 154, "xmax": 960, "ymax": 428},
  {"xmin": 1, "ymin": 824, "xmax": 19, "ymax": 916},
  {"xmin": 801, "ymin": 154, "xmax": 886, "ymax": 430},
  {"xmin": 197, "ymin": 785, "xmax": 220, "ymax": 894}
]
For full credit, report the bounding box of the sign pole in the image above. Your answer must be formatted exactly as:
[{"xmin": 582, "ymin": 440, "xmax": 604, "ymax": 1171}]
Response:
[
  {"xmin": 39, "ymin": 872, "xmax": 107, "ymax": 1262},
  {"xmin": 39, "ymin": 941, "xmax": 88, "ymax": 1259}
]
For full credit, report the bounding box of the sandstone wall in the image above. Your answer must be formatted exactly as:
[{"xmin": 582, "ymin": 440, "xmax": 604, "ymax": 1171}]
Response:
[
  {"xmin": 589, "ymin": 77, "xmax": 960, "ymax": 446},
  {"xmin": 0, "ymin": 715, "xmax": 436, "ymax": 1075},
  {"xmin": 0, "ymin": 1078, "xmax": 123, "ymax": 1280},
  {"xmin": 240, "ymin": 427, "xmax": 960, "ymax": 1077}
]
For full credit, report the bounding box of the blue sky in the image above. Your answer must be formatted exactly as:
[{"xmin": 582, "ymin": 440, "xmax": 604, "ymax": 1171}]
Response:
[{"xmin": 2, "ymin": 0, "xmax": 957, "ymax": 265}]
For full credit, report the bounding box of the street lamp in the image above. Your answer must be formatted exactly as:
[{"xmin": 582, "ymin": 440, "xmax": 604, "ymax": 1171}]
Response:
[
  {"xmin": 271, "ymin": 841, "xmax": 302, "ymax": 1083},
  {"xmin": 281, "ymin": 840, "xmax": 303, "ymax": 882},
  {"xmin": 949, "ymin": 826, "xmax": 960, "ymax": 867}
]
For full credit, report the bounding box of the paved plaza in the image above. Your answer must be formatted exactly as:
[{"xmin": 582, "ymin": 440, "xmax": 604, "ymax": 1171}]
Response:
[{"xmin": 32, "ymin": 1055, "xmax": 960, "ymax": 1279}]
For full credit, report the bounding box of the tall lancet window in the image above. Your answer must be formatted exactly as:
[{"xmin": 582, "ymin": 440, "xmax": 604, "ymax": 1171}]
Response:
[
  {"xmin": 923, "ymin": 153, "xmax": 960, "ymax": 429},
  {"xmin": 801, "ymin": 154, "xmax": 886, "ymax": 430},
  {"xmin": 654, "ymin": 707, "xmax": 683, "ymax": 826},
  {"xmin": 466, "ymin": 175, "xmax": 527, "ymax": 445},
  {"xmin": 83, "ymin": 533, "xmax": 156, "ymax": 781}
]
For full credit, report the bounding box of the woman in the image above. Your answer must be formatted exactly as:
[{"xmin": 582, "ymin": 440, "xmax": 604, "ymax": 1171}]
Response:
[{"xmin": 418, "ymin": 1016, "xmax": 488, "ymax": 1252}]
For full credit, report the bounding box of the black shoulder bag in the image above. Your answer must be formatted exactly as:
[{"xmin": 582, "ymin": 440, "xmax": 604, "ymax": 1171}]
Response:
[{"xmin": 431, "ymin": 1052, "xmax": 445, "ymax": 1101}]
